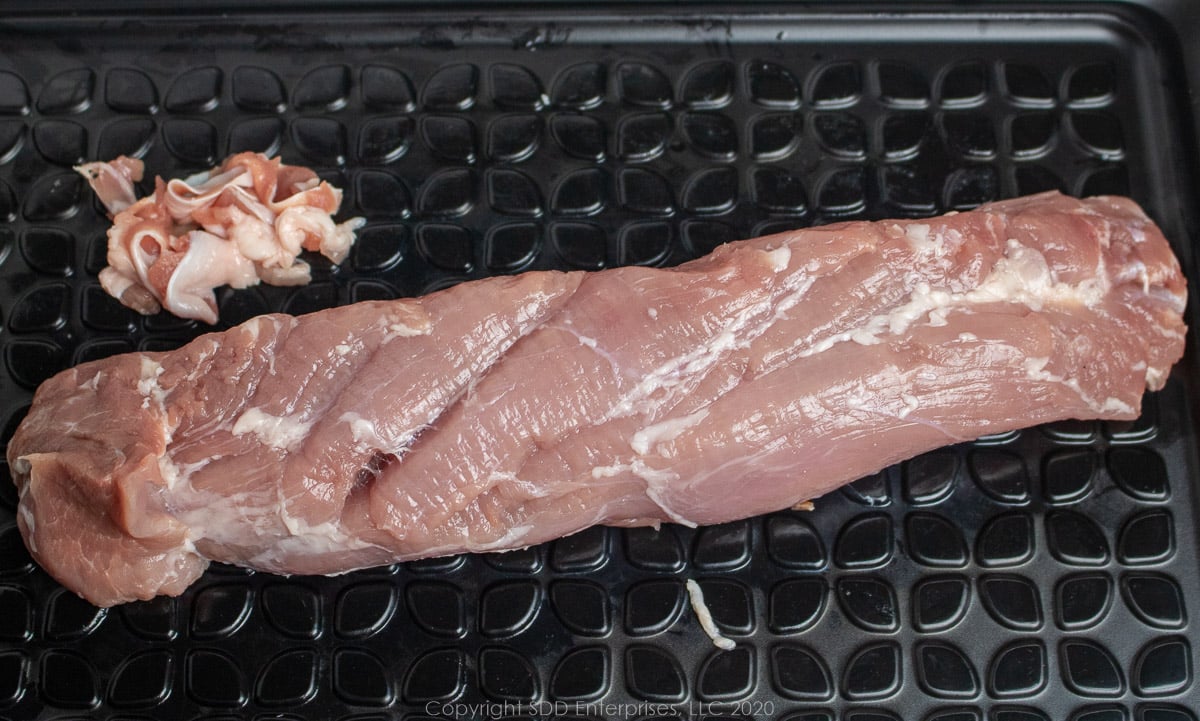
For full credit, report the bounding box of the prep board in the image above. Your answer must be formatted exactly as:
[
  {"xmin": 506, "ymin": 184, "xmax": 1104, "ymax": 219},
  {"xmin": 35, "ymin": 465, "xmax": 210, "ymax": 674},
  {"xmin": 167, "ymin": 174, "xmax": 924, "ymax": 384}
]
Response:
[{"xmin": 0, "ymin": 6, "xmax": 1196, "ymax": 720}]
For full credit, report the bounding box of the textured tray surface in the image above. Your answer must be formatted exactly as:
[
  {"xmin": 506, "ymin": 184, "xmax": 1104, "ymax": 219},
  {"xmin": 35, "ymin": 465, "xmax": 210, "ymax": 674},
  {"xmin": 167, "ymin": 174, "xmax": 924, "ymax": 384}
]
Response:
[{"xmin": 0, "ymin": 8, "xmax": 1196, "ymax": 721}]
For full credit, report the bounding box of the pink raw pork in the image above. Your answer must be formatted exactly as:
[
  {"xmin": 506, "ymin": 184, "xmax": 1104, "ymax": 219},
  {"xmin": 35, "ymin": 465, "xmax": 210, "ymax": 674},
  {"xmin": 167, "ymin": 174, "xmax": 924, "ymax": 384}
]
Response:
[{"xmin": 7, "ymin": 191, "xmax": 1187, "ymax": 606}]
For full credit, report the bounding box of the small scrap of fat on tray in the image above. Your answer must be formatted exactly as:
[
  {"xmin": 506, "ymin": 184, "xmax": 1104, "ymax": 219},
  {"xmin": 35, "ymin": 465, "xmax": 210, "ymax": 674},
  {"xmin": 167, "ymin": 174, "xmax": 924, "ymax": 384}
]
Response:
[
  {"xmin": 687, "ymin": 579, "xmax": 736, "ymax": 651},
  {"xmin": 690, "ymin": 502, "xmax": 809, "ymax": 648},
  {"xmin": 75, "ymin": 153, "xmax": 365, "ymax": 325}
]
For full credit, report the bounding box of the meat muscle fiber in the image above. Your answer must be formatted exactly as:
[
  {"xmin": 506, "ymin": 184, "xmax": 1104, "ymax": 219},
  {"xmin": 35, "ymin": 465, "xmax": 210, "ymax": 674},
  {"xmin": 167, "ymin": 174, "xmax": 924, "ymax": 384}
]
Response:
[{"xmin": 7, "ymin": 192, "xmax": 1187, "ymax": 606}]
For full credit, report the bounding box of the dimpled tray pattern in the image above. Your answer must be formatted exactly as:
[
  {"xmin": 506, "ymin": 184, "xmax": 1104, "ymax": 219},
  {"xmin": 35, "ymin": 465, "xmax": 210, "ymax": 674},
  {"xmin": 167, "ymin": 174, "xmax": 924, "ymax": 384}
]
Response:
[{"xmin": 0, "ymin": 7, "xmax": 1197, "ymax": 721}]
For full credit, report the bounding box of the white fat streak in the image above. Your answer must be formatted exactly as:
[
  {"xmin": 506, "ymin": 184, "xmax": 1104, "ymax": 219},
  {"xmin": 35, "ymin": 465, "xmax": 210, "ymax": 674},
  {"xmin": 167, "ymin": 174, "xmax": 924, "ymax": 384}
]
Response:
[
  {"xmin": 795, "ymin": 396, "xmax": 829, "ymax": 419},
  {"xmin": 630, "ymin": 409, "xmax": 710, "ymax": 456},
  {"xmin": 467, "ymin": 524, "xmax": 535, "ymax": 552},
  {"xmin": 1146, "ymin": 366, "xmax": 1166, "ymax": 388},
  {"xmin": 157, "ymin": 537, "xmax": 201, "ymax": 588},
  {"xmin": 801, "ymin": 240, "xmax": 1109, "ymax": 357},
  {"xmin": 244, "ymin": 316, "xmax": 282, "ymax": 375},
  {"xmin": 338, "ymin": 411, "xmax": 433, "ymax": 463},
  {"xmin": 553, "ymin": 322, "xmax": 625, "ymax": 378},
  {"xmin": 763, "ymin": 246, "xmax": 791, "ymax": 272},
  {"xmin": 647, "ymin": 307, "xmax": 658, "ymax": 320},
  {"xmin": 1102, "ymin": 397, "xmax": 1134, "ymax": 414},
  {"xmin": 78, "ymin": 371, "xmax": 102, "ymax": 392},
  {"xmin": 387, "ymin": 323, "xmax": 430, "ymax": 338},
  {"xmin": 904, "ymin": 223, "xmax": 946, "ymax": 257},
  {"xmin": 842, "ymin": 377, "xmax": 924, "ymax": 421},
  {"xmin": 232, "ymin": 407, "xmax": 314, "ymax": 451},
  {"xmin": 1113, "ymin": 255, "xmax": 1161, "ymax": 301},
  {"xmin": 246, "ymin": 314, "xmax": 285, "ymax": 350},
  {"xmin": 381, "ymin": 309, "xmax": 434, "ymax": 343},
  {"xmin": 487, "ymin": 471, "xmax": 551, "ymax": 499},
  {"xmin": 686, "ymin": 579, "xmax": 736, "ymax": 651},
  {"xmin": 637, "ymin": 462, "xmax": 694, "ymax": 528},
  {"xmin": 970, "ymin": 240, "xmax": 1107, "ymax": 309},
  {"xmin": 1128, "ymin": 223, "xmax": 1147, "ymax": 244},
  {"xmin": 339, "ymin": 411, "xmax": 384, "ymax": 447},
  {"xmin": 249, "ymin": 517, "xmax": 380, "ymax": 567},
  {"xmin": 137, "ymin": 357, "xmax": 164, "ymax": 398},
  {"xmin": 165, "ymin": 457, "xmax": 215, "ymax": 493},
  {"xmin": 606, "ymin": 330, "xmax": 739, "ymax": 419},
  {"xmin": 589, "ymin": 460, "xmax": 696, "ymax": 527},
  {"xmin": 241, "ymin": 316, "xmax": 262, "ymax": 343},
  {"xmin": 177, "ymin": 483, "xmax": 381, "ymax": 571},
  {"xmin": 334, "ymin": 344, "xmax": 352, "ymax": 356},
  {"xmin": 136, "ymin": 356, "xmax": 184, "ymax": 490},
  {"xmin": 18, "ymin": 504, "xmax": 36, "ymax": 553},
  {"xmin": 591, "ymin": 463, "xmax": 629, "ymax": 479},
  {"xmin": 278, "ymin": 504, "xmax": 374, "ymax": 555},
  {"xmin": 607, "ymin": 273, "xmax": 818, "ymax": 420},
  {"xmin": 388, "ymin": 527, "xmax": 538, "ymax": 560},
  {"xmin": 158, "ymin": 456, "xmax": 180, "ymax": 492},
  {"xmin": 176, "ymin": 489, "xmax": 288, "ymax": 552},
  {"xmin": 1023, "ymin": 356, "xmax": 1135, "ymax": 416}
]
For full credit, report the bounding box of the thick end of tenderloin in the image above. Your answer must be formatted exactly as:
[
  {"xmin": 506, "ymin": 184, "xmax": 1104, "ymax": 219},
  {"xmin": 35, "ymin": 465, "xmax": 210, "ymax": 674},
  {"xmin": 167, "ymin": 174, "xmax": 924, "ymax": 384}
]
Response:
[{"xmin": 6, "ymin": 355, "xmax": 207, "ymax": 607}]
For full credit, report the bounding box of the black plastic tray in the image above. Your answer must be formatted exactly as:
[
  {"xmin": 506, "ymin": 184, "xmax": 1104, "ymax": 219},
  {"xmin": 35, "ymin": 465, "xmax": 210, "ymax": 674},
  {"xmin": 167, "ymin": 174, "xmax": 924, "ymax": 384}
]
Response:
[{"xmin": 0, "ymin": 5, "xmax": 1197, "ymax": 720}]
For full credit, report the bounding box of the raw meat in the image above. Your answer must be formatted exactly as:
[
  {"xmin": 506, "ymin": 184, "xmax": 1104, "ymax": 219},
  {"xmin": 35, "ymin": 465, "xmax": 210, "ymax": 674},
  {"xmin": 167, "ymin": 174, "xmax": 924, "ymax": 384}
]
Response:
[
  {"xmin": 7, "ymin": 192, "xmax": 1187, "ymax": 606},
  {"xmin": 75, "ymin": 153, "xmax": 365, "ymax": 324}
]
